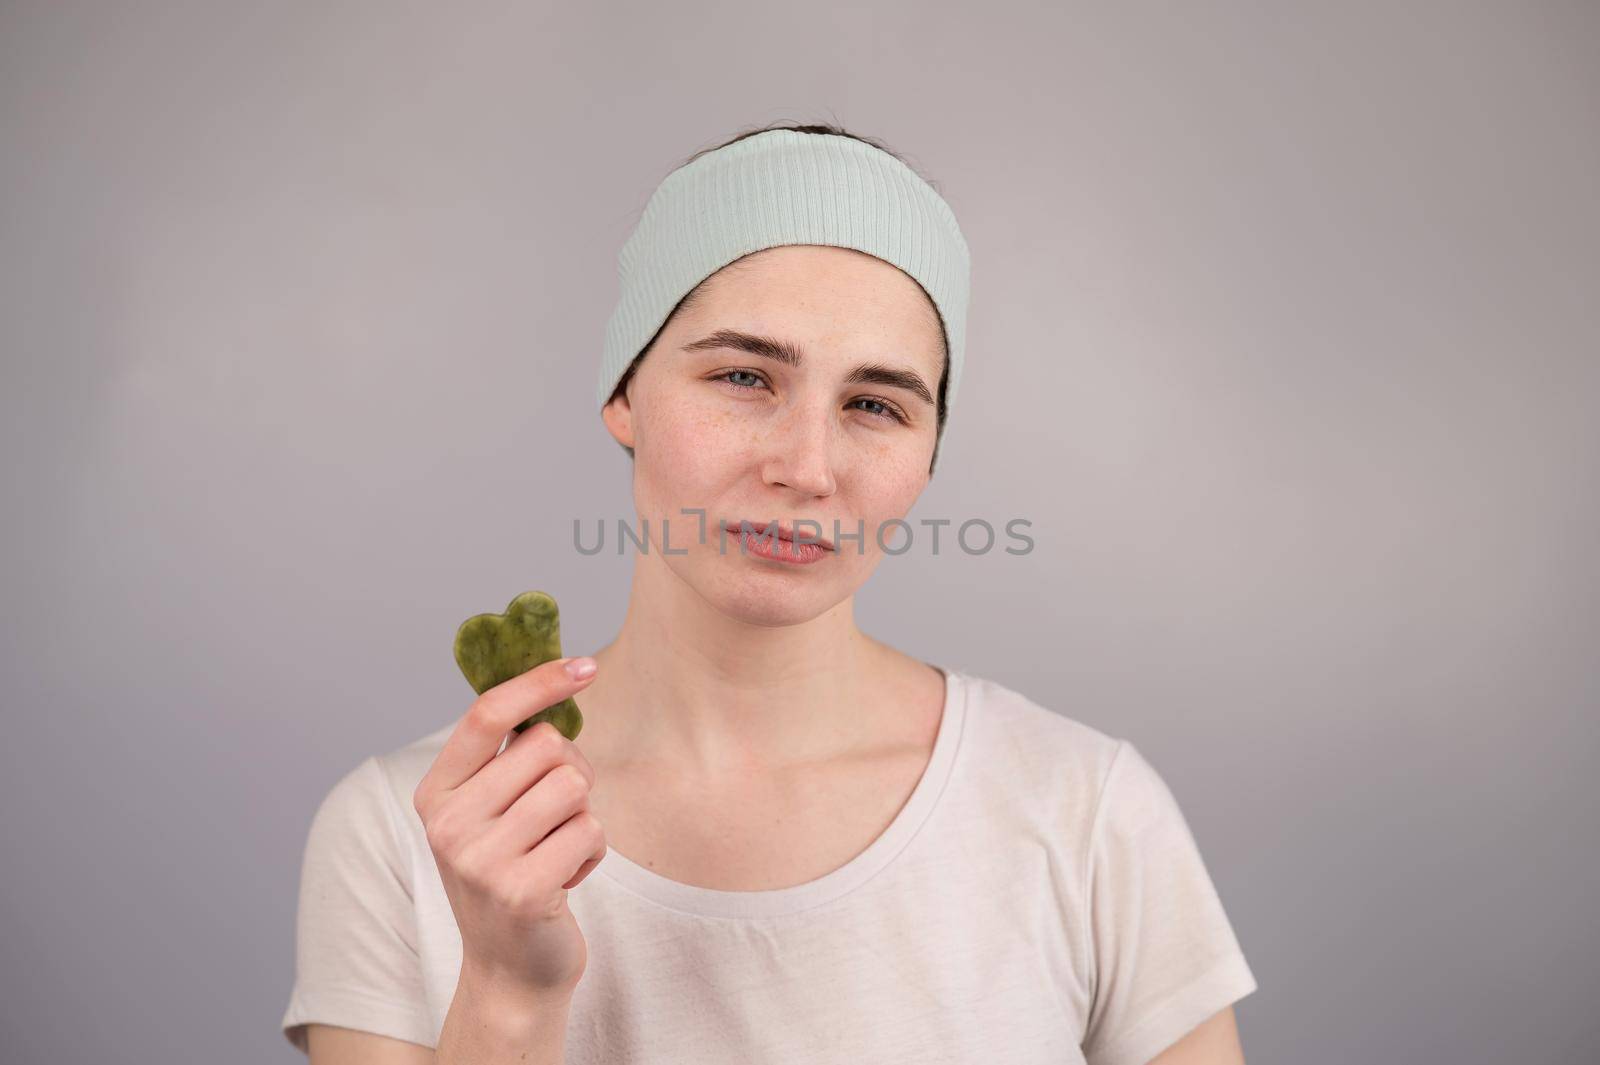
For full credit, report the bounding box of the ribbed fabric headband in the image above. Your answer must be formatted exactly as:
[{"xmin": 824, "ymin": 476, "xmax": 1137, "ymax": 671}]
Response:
[{"xmin": 598, "ymin": 129, "xmax": 972, "ymax": 471}]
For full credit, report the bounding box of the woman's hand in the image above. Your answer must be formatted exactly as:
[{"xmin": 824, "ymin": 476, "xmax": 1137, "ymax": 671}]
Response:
[{"xmin": 412, "ymin": 656, "xmax": 605, "ymax": 998}]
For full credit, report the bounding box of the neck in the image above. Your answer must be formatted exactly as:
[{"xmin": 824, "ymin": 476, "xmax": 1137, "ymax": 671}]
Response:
[{"xmin": 579, "ymin": 552, "xmax": 887, "ymax": 778}]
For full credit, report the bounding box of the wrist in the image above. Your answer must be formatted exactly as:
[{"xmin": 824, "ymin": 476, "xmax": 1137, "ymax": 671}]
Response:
[{"xmin": 458, "ymin": 958, "xmax": 579, "ymax": 1014}]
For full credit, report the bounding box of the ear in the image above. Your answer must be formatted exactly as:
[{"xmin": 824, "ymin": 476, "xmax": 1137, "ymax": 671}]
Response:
[{"xmin": 601, "ymin": 388, "xmax": 636, "ymax": 449}]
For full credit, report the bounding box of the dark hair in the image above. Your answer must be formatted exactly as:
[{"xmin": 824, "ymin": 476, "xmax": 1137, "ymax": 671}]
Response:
[{"xmin": 606, "ymin": 121, "xmax": 952, "ymax": 475}]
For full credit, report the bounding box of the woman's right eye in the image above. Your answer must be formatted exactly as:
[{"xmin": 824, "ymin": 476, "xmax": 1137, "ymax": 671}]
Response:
[{"xmin": 717, "ymin": 369, "xmax": 767, "ymax": 390}]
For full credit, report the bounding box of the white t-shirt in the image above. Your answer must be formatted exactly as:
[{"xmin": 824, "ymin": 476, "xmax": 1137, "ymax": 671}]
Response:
[{"xmin": 281, "ymin": 665, "xmax": 1258, "ymax": 1064}]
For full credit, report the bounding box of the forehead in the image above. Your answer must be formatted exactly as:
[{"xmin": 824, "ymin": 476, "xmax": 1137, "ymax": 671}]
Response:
[{"xmin": 689, "ymin": 246, "xmax": 946, "ymax": 367}]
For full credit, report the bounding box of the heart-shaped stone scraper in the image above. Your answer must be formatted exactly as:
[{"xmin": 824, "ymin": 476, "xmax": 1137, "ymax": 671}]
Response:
[{"xmin": 453, "ymin": 590, "xmax": 584, "ymax": 741}]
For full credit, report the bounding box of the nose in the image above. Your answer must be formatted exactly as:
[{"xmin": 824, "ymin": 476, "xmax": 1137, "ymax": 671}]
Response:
[{"xmin": 760, "ymin": 399, "xmax": 838, "ymax": 498}]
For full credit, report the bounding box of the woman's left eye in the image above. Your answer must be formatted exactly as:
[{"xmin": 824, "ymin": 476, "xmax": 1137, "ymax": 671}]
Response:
[{"xmin": 849, "ymin": 397, "xmax": 906, "ymax": 424}]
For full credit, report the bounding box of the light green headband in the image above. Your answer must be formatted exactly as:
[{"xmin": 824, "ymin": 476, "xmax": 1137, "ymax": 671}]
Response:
[{"xmin": 597, "ymin": 129, "xmax": 972, "ymax": 471}]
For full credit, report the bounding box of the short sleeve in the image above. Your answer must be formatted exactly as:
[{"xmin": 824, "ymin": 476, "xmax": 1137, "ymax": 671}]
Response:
[
  {"xmin": 1079, "ymin": 741, "xmax": 1258, "ymax": 1065},
  {"xmin": 281, "ymin": 755, "xmax": 434, "ymax": 1054}
]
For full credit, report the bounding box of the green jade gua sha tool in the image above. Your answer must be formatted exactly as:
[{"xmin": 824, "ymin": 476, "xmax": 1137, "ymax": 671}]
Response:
[{"xmin": 453, "ymin": 590, "xmax": 584, "ymax": 741}]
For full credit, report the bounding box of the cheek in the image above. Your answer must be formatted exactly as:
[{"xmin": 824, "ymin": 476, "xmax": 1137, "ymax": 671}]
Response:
[
  {"xmin": 856, "ymin": 428, "xmax": 932, "ymax": 492},
  {"xmin": 635, "ymin": 394, "xmax": 744, "ymax": 493},
  {"xmin": 853, "ymin": 447, "xmax": 929, "ymax": 528},
  {"xmin": 654, "ymin": 393, "xmax": 739, "ymax": 451}
]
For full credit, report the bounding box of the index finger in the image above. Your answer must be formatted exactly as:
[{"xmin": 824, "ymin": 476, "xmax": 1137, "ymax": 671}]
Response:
[{"xmin": 417, "ymin": 657, "xmax": 597, "ymax": 800}]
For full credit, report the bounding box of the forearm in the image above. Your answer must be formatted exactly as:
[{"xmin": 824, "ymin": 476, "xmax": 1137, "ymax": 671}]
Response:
[{"xmin": 435, "ymin": 966, "xmax": 575, "ymax": 1064}]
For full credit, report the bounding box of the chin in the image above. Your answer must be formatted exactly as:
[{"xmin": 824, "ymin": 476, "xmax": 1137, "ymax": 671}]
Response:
[{"xmin": 694, "ymin": 563, "xmax": 847, "ymax": 628}]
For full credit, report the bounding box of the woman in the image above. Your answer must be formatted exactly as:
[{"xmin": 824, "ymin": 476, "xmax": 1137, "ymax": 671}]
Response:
[{"xmin": 282, "ymin": 123, "xmax": 1259, "ymax": 1065}]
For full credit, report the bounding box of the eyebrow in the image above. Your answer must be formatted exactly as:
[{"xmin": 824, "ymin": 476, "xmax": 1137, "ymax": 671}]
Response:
[{"xmin": 682, "ymin": 329, "xmax": 937, "ymax": 409}]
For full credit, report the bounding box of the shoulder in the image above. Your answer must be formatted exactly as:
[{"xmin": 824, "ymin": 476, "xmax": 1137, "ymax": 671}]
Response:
[
  {"xmin": 956, "ymin": 669, "xmax": 1121, "ymax": 752},
  {"xmin": 955, "ymin": 670, "xmax": 1197, "ymax": 835},
  {"xmin": 355, "ymin": 722, "xmax": 457, "ymax": 831},
  {"xmin": 948, "ymin": 667, "xmax": 1132, "ymax": 833},
  {"xmin": 373, "ymin": 722, "xmax": 456, "ymax": 794},
  {"xmin": 954, "ymin": 667, "xmax": 1125, "ymax": 770},
  {"xmin": 304, "ymin": 723, "xmax": 454, "ymax": 849}
]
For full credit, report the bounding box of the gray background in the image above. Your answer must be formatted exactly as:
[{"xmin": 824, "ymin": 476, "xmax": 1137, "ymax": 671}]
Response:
[{"xmin": 2, "ymin": 2, "xmax": 1596, "ymax": 1063}]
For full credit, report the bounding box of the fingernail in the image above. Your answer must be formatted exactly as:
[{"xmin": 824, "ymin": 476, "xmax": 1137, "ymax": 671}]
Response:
[{"xmin": 564, "ymin": 656, "xmax": 597, "ymax": 680}]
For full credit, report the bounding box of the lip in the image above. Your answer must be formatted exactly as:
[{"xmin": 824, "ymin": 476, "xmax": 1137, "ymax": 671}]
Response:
[{"xmin": 721, "ymin": 519, "xmax": 836, "ymax": 552}]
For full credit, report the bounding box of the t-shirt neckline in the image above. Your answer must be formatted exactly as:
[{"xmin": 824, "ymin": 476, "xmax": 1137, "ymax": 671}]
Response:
[{"xmin": 595, "ymin": 663, "xmax": 968, "ymax": 920}]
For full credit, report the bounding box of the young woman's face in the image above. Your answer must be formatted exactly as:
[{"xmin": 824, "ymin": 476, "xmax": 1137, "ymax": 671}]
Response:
[{"xmin": 601, "ymin": 244, "xmax": 947, "ymax": 626}]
